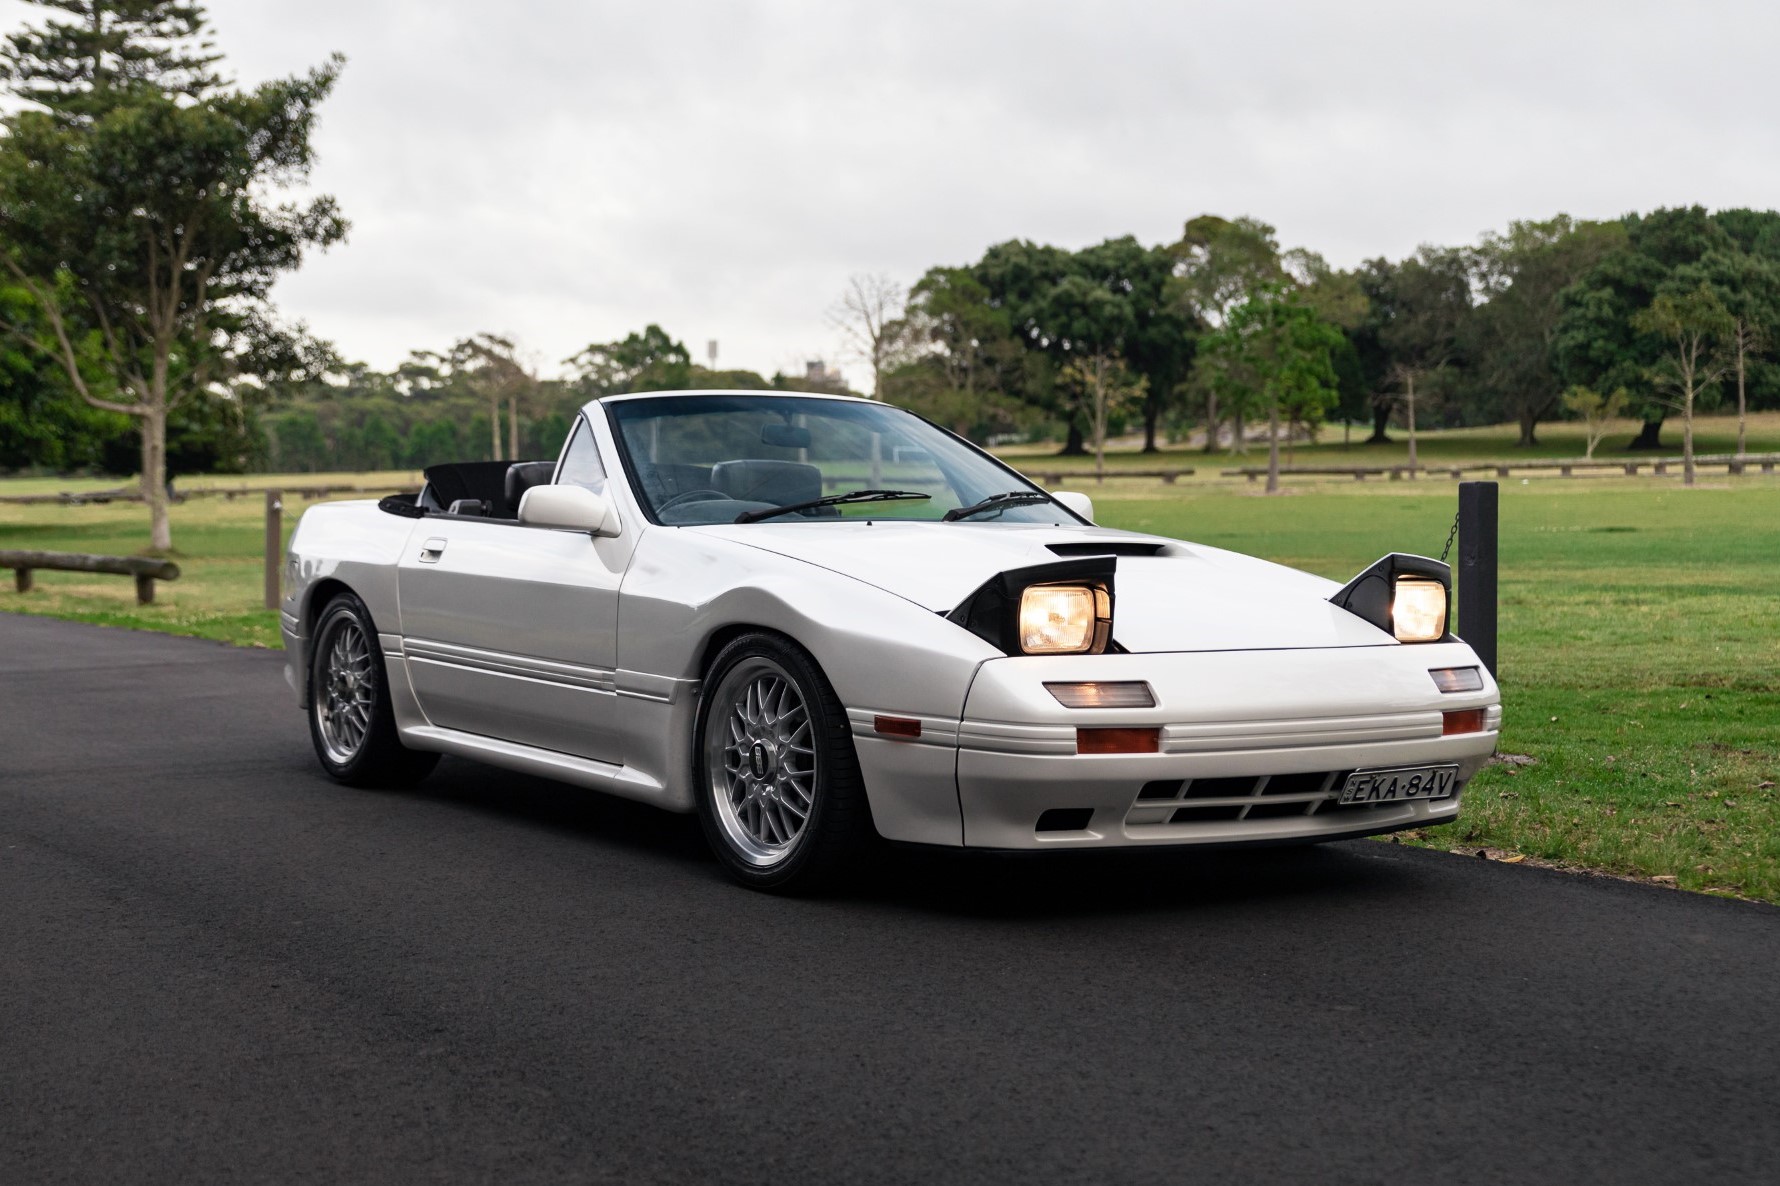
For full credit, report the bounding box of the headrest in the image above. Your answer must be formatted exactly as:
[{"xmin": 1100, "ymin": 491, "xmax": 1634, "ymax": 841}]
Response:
[
  {"xmin": 710, "ymin": 460, "xmax": 822, "ymax": 508},
  {"xmin": 505, "ymin": 461, "xmax": 556, "ymax": 515}
]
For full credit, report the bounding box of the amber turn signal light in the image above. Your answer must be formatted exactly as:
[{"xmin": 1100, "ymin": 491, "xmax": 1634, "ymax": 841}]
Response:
[
  {"xmin": 1076, "ymin": 727, "xmax": 1161, "ymax": 755},
  {"xmin": 874, "ymin": 715, "xmax": 922, "ymax": 739},
  {"xmin": 1442, "ymin": 708, "xmax": 1487, "ymax": 736}
]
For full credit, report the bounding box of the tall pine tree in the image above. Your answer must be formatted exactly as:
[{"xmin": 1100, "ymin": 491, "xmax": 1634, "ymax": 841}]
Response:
[{"xmin": 0, "ymin": 2, "xmax": 345, "ymax": 550}]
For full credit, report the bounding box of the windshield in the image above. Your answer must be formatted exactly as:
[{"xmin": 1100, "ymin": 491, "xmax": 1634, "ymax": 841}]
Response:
[{"xmin": 606, "ymin": 394, "xmax": 1075, "ymax": 527}]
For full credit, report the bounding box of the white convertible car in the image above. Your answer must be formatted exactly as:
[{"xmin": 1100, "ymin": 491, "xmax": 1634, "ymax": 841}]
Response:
[{"xmin": 283, "ymin": 390, "xmax": 1501, "ymax": 890}]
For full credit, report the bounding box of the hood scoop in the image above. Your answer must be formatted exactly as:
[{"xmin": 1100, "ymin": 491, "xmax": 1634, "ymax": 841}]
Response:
[{"xmin": 1046, "ymin": 541, "xmax": 1168, "ymax": 558}]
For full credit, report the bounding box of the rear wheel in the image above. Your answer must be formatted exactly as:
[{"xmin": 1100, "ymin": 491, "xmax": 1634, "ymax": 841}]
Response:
[
  {"xmin": 695, "ymin": 633, "xmax": 873, "ymax": 892},
  {"xmin": 307, "ymin": 592, "xmax": 439, "ymax": 788}
]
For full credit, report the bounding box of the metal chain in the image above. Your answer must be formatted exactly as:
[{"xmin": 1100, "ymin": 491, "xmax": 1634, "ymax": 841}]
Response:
[{"xmin": 1439, "ymin": 510, "xmax": 1460, "ymax": 563}]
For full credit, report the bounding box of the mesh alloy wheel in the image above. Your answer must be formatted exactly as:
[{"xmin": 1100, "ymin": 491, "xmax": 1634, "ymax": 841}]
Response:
[
  {"xmin": 704, "ymin": 655, "xmax": 819, "ymax": 866},
  {"xmin": 315, "ymin": 613, "xmax": 376, "ymax": 765}
]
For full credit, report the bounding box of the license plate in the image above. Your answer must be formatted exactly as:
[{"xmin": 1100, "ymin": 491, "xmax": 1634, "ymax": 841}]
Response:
[{"xmin": 1338, "ymin": 765, "xmax": 1459, "ymax": 805}]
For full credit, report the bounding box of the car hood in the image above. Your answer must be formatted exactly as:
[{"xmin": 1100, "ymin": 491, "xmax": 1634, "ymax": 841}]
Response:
[{"xmin": 689, "ymin": 521, "xmax": 1393, "ymax": 653}]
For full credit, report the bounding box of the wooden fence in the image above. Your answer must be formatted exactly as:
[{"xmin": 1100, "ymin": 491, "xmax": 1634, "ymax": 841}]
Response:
[{"xmin": 0, "ymin": 548, "xmax": 181, "ymax": 604}]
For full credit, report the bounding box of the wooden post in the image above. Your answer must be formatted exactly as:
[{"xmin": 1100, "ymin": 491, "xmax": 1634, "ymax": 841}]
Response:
[
  {"xmin": 135, "ymin": 573, "xmax": 154, "ymax": 605},
  {"xmin": 1457, "ymin": 482, "xmax": 1498, "ymax": 679},
  {"xmin": 14, "ymin": 568, "xmax": 31, "ymax": 593},
  {"xmin": 264, "ymin": 489, "xmax": 283, "ymax": 611}
]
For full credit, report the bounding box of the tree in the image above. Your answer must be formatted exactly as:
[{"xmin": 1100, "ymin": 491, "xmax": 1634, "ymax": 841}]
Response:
[
  {"xmin": 1376, "ymin": 247, "xmax": 1470, "ymax": 474},
  {"xmin": 1197, "ymin": 288, "xmax": 1342, "ymax": 493},
  {"xmin": 1554, "ymin": 207, "xmax": 1732, "ymax": 449},
  {"xmin": 1560, "ymin": 385, "xmax": 1627, "ymax": 459},
  {"xmin": 1630, "ymin": 284, "xmax": 1732, "ymax": 487},
  {"xmin": 1684, "ymin": 246, "xmax": 1780, "ymax": 457},
  {"xmin": 1167, "ymin": 215, "xmax": 1284, "ymax": 452},
  {"xmin": 0, "ymin": 1, "xmax": 346, "ymax": 551},
  {"xmin": 446, "ymin": 333, "xmax": 537, "ymax": 459},
  {"xmin": 1057, "ymin": 353, "xmax": 1146, "ymax": 482},
  {"xmin": 563, "ymin": 324, "xmax": 692, "ymax": 399},
  {"xmin": 968, "ymin": 239, "xmax": 1084, "ymax": 451},
  {"xmin": 0, "ymin": 0, "xmax": 222, "ymax": 119},
  {"xmin": 0, "ymin": 275, "xmax": 127, "ymax": 468},
  {"xmin": 1467, "ymin": 216, "xmax": 1625, "ymax": 446},
  {"xmin": 1727, "ymin": 316, "xmax": 1764, "ymax": 456},
  {"xmin": 827, "ymin": 273, "xmax": 909, "ymax": 401},
  {"xmin": 1040, "ymin": 270, "xmax": 1141, "ymax": 477}
]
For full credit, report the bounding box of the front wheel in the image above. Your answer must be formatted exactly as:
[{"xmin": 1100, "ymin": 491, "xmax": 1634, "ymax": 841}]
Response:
[
  {"xmin": 307, "ymin": 592, "xmax": 439, "ymax": 788},
  {"xmin": 694, "ymin": 633, "xmax": 874, "ymax": 892}
]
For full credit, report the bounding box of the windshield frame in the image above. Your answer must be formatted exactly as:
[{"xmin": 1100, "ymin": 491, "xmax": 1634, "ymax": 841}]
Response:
[{"xmin": 599, "ymin": 392, "xmax": 1087, "ymax": 529}]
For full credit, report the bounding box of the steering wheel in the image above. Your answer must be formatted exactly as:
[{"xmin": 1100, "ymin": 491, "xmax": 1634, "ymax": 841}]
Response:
[{"xmin": 656, "ymin": 488, "xmax": 730, "ymax": 512}]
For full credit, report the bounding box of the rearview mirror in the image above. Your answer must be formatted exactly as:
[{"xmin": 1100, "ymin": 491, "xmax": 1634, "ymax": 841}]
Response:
[
  {"xmin": 761, "ymin": 423, "xmax": 812, "ymax": 448},
  {"xmin": 518, "ymin": 484, "xmax": 618, "ymax": 536},
  {"xmin": 1052, "ymin": 490, "xmax": 1094, "ymax": 523}
]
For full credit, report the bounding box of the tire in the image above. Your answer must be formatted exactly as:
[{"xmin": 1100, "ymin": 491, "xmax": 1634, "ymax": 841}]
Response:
[
  {"xmin": 307, "ymin": 591, "xmax": 439, "ymax": 788},
  {"xmin": 694, "ymin": 632, "xmax": 875, "ymax": 893}
]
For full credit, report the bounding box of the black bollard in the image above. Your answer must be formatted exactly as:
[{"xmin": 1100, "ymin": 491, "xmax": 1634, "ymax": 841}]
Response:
[{"xmin": 1457, "ymin": 481, "xmax": 1498, "ymax": 678}]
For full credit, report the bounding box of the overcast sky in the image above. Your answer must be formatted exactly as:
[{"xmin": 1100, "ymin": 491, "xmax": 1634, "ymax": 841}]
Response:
[{"xmin": 8, "ymin": 0, "xmax": 1776, "ymax": 388}]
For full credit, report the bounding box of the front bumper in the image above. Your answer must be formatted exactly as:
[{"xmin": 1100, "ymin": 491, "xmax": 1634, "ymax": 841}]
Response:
[{"xmin": 952, "ymin": 642, "xmax": 1500, "ymax": 850}]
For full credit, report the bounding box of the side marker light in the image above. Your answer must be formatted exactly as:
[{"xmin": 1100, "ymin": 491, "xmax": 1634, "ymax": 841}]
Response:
[
  {"xmin": 1076, "ymin": 727, "xmax": 1161, "ymax": 755},
  {"xmin": 1442, "ymin": 709, "xmax": 1487, "ymax": 736}
]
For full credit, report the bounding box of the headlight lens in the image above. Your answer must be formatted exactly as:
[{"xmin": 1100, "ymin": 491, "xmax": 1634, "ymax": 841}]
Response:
[
  {"xmin": 1392, "ymin": 577, "xmax": 1447, "ymax": 642},
  {"xmin": 1020, "ymin": 584, "xmax": 1101, "ymax": 654}
]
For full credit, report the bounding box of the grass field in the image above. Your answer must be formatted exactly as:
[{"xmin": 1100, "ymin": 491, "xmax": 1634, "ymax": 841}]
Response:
[
  {"xmin": 997, "ymin": 409, "xmax": 1780, "ymax": 475},
  {"xmin": 4, "ymin": 427, "xmax": 1778, "ymax": 901}
]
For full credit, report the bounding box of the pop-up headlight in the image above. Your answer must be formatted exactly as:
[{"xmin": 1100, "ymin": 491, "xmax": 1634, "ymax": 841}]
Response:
[
  {"xmin": 1329, "ymin": 553, "xmax": 1453, "ymax": 644},
  {"xmin": 948, "ymin": 556, "xmax": 1116, "ymax": 657}
]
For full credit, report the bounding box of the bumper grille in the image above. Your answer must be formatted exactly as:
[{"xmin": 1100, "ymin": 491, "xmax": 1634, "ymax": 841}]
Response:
[{"xmin": 1126, "ymin": 771, "xmax": 1400, "ymax": 827}]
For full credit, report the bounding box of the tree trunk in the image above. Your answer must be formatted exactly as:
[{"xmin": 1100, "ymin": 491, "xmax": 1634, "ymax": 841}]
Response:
[
  {"xmin": 1517, "ymin": 405, "xmax": 1540, "ymax": 448},
  {"xmin": 1202, "ymin": 391, "xmax": 1220, "ymax": 454},
  {"xmin": 1092, "ymin": 358, "xmax": 1108, "ymax": 484},
  {"xmin": 1265, "ymin": 401, "xmax": 1280, "ymax": 495},
  {"xmin": 1058, "ymin": 423, "xmax": 1087, "ymax": 456},
  {"xmin": 507, "ymin": 395, "xmax": 519, "ymax": 459},
  {"xmin": 1683, "ymin": 381, "xmax": 1696, "ymax": 488},
  {"xmin": 1233, "ymin": 408, "xmax": 1246, "ymax": 455},
  {"xmin": 141, "ymin": 402, "xmax": 172, "ymax": 554},
  {"xmin": 1141, "ymin": 390, "xmax": 1160, "ymax": 454},
  {"xmin": 1737, "ymin": 334, "xmax": 1748, "ymax": 457},
  {"xmin": 1367, "ymin": 399, "xmax": 1392, "ymax": 444},
  {"xmin": 1405, "ymin": 372, "xmax": 1418, "ymax": 478},
  {"xmin": 1627, "ymin": 418, "xmax": 1665, "ymax": 450}
]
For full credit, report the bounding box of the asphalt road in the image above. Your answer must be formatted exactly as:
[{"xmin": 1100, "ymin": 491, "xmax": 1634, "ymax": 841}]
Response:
[{"xmin": 3, "ymin": 614, "xmax": 1777, "ymax": 1185}]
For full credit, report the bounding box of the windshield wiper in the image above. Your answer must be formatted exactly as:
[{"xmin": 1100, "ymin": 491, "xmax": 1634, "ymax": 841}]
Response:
[
  {"xmin": 734, "ymin": 488, "xmax": 932, "ymax": 524},
  {"xmin": 942, "ymin": 490, "xmax": 1055, "ymax": 522}
]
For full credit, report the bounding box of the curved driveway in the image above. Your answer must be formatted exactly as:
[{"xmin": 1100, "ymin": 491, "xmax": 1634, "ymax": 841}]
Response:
[{"xmin": 2, "ymin": 615, "xmax": 1776, "ymax": 1184}]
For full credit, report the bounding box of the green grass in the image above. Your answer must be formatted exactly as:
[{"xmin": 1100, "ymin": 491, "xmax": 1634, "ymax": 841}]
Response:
[
  {"xmin": 1096, "ymin": 482, "xmax": 1780, "ymax": 902},
  {"xmin": 4, "ymin": 464, "xmax": 1777, "ymax": 901},
  {"xmin": 996, "ymin": 409, "xmax": 1780, "ymax": 475}
]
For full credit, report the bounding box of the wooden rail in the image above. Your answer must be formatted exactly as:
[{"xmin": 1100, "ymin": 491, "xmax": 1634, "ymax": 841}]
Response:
[
  {"xmin": 0, "ymin": 549, "xmax": 181, "ymax": 604},
  {"xmin": 1222, "ymin": 452, "xmax": 1780, "ymax": 482},
  {"xmin": 0, "ymin": 481, "xmax": 417, "ymax": 506}
]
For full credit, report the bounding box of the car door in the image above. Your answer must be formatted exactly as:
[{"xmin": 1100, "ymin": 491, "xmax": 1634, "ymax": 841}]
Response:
[{"xmin": 397, "ymin": 419, "xmax": 626, "ymax": 762}]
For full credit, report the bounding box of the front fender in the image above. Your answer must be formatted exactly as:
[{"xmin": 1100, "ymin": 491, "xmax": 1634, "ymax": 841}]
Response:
[{"xmin": 617, "ymin": 528, "xmax": 1000, "ymax": 844}]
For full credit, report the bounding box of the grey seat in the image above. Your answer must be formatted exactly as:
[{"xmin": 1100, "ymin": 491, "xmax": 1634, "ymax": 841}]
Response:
[{"xmin": 710, "ymin": 460, "xmax": 823, "ymax": 509}]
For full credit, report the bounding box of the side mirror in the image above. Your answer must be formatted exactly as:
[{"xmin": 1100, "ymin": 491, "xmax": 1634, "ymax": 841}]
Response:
[
  {"xmin": 518, "ymin": 484, "xmax": 618, "ymax": 536},
  {"xmin": 1052, "ymin": 490, "xmax": 1094, "ymax": 523}
]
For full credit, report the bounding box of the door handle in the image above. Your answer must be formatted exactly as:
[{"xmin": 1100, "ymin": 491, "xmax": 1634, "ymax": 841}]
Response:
[{"xmin": 418, "ymin": 537, "xmax": 447, "ymax": 564}]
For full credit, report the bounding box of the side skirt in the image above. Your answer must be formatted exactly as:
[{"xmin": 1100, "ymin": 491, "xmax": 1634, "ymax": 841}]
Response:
[{"xmin": 397, "ymin": 723, "xmax": 693, "ymax": 813}]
